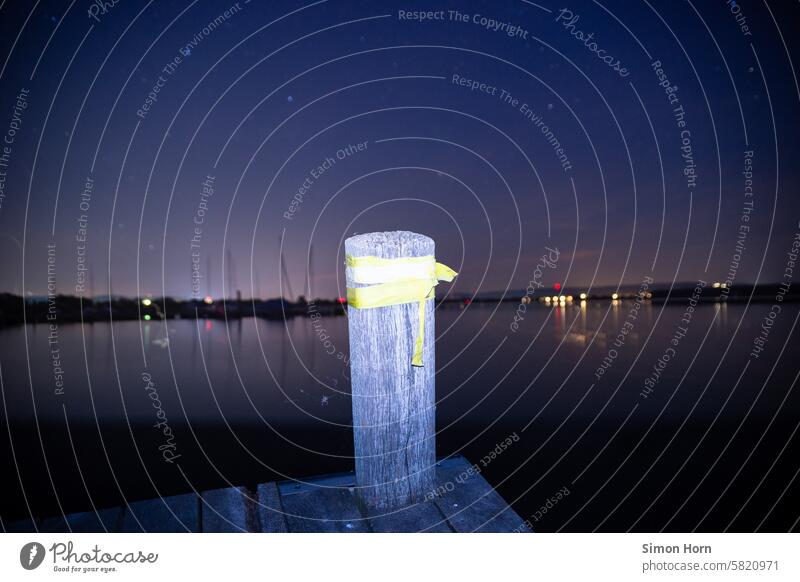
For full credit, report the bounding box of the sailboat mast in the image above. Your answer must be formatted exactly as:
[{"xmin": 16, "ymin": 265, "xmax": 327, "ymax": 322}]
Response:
[{"xmin": 279, "ymin": 235, "xmax": 294, "ymax": 301}]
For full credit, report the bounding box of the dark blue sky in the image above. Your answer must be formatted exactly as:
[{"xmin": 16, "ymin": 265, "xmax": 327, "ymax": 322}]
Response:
[{"xmin": 1, "ymin": 0, "xmax": 798, "ymax": 299}]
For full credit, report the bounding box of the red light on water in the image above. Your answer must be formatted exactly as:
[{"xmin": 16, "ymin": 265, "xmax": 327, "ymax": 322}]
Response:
[
  {"xmin": 554, "ymin": 282, "xmax": 561, "ymax": 291},
  {"xmin": 337, "ymin": 297, "xmax": 347, "ymax": 304}
]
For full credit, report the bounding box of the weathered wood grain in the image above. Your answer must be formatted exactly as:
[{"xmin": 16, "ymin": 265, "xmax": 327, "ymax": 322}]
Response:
[
  {"xmin": 277, "ymin": 470, "xmax": 356, "ymax": 494},
  {"xmin": 345, "ymin": 231, "xmax": 437, "ymax": 510},
  {"xmin": 367, "ymin": 500, "xmax": 453, "ymax": 533},
  {"xmin": 433, "ymin": 457, "xmax": 530, "ymax": 533},
  {"xmin": 201, "ymin": 486, "xmax": 256, "ymax": 532},
  {"xmin": 280, "ymin": 485, "xmax": 369, "ymax": 533},
  {"xmin": 256, "ymin": 482, "xmax": 288, "ymax": 532}
]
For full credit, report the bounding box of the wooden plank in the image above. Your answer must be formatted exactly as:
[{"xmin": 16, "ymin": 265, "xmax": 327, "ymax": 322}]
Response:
[
  {"xmin": 256, "ymin": 482, "xmax": 288, "ymax": 532},
  {"xmin": 434, "ymin": 457, "xmax": 530, "ymax": 533},
  {"xmin": 40, "ymin": 507, "xmax": 124, "ymax": 533},
  {"xmin": 367, "ymin": 500, "xmax": 453, "ymax": 533},
  {"xmin": 201, "ymin": 486, "xmax": 257, "ymax": 532},
  {"xmin": 345, "ymin": 231, "xmax": 438, "ymax": 510},
  {"xmin": 120, "ymin": 493, "xmax": 199, "ymax": 532},
  {"xmin": 280, "ymin": 486, "xmax": 370, "ymax": 533},
  {"xmin": 277, "ymin": 471, "xmax": 355, "ymax": 494},
  {"xmin": 8, "ymin": 455, "xmax": 528, "ymax": 533}
]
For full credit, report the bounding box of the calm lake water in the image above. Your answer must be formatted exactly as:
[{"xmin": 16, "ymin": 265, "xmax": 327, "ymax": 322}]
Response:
[{"xmin": 2, "ymin": 301, "xmax": 799, "ymax": 531}]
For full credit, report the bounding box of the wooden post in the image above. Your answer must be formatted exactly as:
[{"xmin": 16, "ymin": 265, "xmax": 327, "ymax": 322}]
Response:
[{"xmin": 345, "ymin": 231, "xmax": 436, "ymax": 510}]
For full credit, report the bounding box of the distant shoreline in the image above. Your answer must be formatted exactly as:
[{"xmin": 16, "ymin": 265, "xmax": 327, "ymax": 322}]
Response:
[{"xmin": 0, "ymin": 282, "xmax": 796, "ymax": 328}]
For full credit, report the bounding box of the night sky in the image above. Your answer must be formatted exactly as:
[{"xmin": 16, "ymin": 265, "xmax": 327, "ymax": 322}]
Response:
[{"xmin": 1, "ymin": 0, "xmax": 799, "ymax": 300}]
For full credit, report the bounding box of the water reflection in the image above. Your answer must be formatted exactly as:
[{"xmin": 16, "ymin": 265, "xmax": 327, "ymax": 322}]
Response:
[
  {"xmin": 2, "ymin": 301, "xmax": 799, "ymax": 531},
  {"xmin": 1, "ymin": 302, "xmax": 797, "ymax": 429}
]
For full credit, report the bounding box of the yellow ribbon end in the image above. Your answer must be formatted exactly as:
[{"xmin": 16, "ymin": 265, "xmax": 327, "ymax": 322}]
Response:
[
  {"xmin": 435, "ymin": 262, "xmax": 457, "ymax": 283},
  {"xmin": 411, "ymin": 300, "xmax": 426, "ymax": 367}
]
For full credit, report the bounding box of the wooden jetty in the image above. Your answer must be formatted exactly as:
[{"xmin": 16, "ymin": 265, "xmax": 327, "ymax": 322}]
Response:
[{"xmin": 5, "ymin": 457, "xmax": 529, "ymax": 533}]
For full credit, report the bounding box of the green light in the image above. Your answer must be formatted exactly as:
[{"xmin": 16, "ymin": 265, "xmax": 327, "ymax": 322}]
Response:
[{"xmin": 144, "ymin": 314, "xmax": 151, "ymax": 321}]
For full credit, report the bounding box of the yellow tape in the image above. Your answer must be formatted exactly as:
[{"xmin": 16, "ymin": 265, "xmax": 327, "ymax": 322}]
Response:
[{"xmin": 346, "ymin": 254, "xmax": 458, "ymax": 367}]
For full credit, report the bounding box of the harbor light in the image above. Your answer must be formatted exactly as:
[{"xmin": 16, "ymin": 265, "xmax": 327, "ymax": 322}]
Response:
[
  {"xmin": 552, "ymin": 295, "xmax": 559, "ymax": 303},
  {"xmin": 544, "ymin": 296, "xmax": 551, "ymax": 302},
  {"xmin": 141, "ymin": 298, "xmax": 152, "ymax": 307},
  {"xmin": 713, "ymin": 282, "xmax": 721, "ymax": 288},
  {"xmin": 559, "ymin": 295, "xmax": 566, "ymax": 303},
  {"xmin": 611, "ymin": 293, "xmax": 619, "ymax": 300},
  {"xmin": 566, "ymin": 295, "xmax": 573, "ymax": 302},
  {"xmin": 203, "ymin": 295, "xmax": 213, "ymax": 304},
  {"xmin": 579, "ymin": 293, "xmax": 587, "ymax": 300},
  {"xmin": 143, "ymin": 314, "xmax": 151, "ymax": 321}
]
